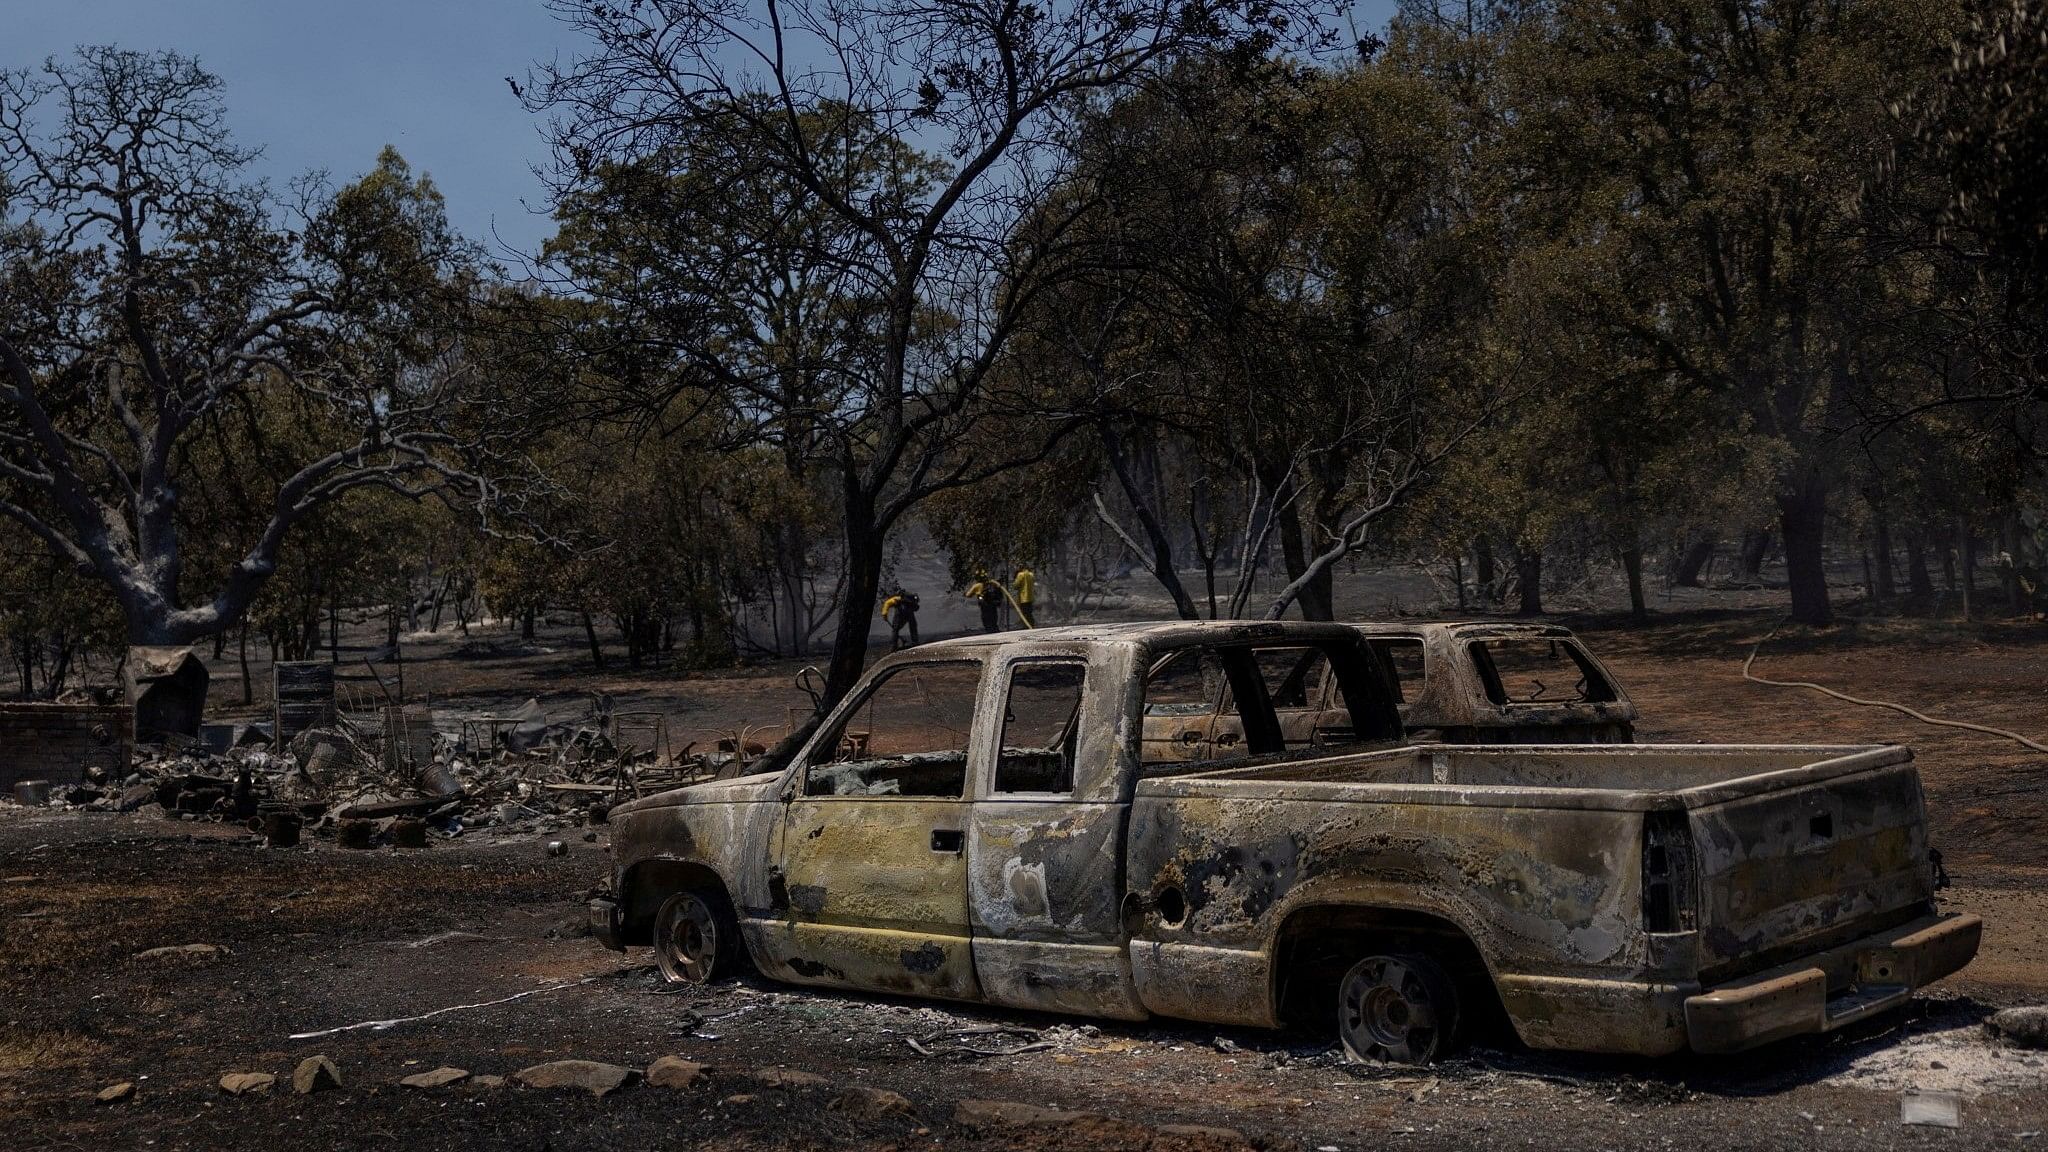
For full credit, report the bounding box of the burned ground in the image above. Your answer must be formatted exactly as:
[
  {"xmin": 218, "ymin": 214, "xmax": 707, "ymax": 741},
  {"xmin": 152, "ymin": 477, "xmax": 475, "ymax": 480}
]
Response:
[{"xmin": 2, "ymin": 609, "xmax": 2045, "ymax": 1149}]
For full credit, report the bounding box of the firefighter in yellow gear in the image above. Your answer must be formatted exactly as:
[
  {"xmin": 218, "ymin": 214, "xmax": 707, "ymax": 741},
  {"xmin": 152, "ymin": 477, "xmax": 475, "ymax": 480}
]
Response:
[
  {"xmin": 1012, "ymin": 566, "xmax": 1036, "ymax": 628},
  {"xmin": 965, "ymin": 570, "xmax": 1003, "ymax": 633},
  {"xmin": 879, "ymin": 588, "xmax": 919, "ymax": 649}
]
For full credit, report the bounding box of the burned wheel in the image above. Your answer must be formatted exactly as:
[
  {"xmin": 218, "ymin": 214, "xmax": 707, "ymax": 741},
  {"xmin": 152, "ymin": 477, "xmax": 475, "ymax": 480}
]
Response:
[
  {"xmin": 652, "ymin": 890, "xmax": 737, "ymax": 984},
  {"xmin": 1337, "ymin": 952, "xmax": 1462, "ymax": 1064}
]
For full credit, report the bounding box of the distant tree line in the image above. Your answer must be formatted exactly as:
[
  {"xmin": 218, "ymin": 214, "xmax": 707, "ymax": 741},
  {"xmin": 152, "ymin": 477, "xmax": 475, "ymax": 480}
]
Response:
[{"xmin": 1, "ymin": 0, "xmax": 2043, "ymax": 703}]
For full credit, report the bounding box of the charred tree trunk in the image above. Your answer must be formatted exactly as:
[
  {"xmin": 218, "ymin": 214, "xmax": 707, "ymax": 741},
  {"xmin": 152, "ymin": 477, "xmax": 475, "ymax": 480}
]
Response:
[
  {"xmin": 780, "ymin": 520, "xmax": 809, "ymax": 658},
  {"xmin": 1473, "ymin": 535, "xmax": 1495, "ymax": 595},
  {"xmin": 1738, "ymin": 529, "xmax": 1773, "ymax": 583},
  {"xmin": 1871, "ymin": 501, "xmax": 1896, "ymax": 604},
  {"xmin": 1777, "ymin": 476, "xmax": 1831, "ymax": 626},
  {"xmin": 14, "ymin": 639, "xmax": 33, "ymax": 701},
  {"xmin": 45, "ymin": 633, "xmax": 71, "ymax": 700},
  {"xmin": 521, "ymin": 608, "xmax": 536, "ymax": 641},
  {"xmin": 1298, "ymin": 562, "xmax": 1336, "ymax": 622},
  {"xmin": 821, "ymin": 491, "xmax": 884, "ymax": 708},
  {"xmin": 1274, "ymin": 499, "xmax": 1336, "ymax": 620},
  {"xmin": 2001, "ymin": 512, "xmax": 2023, "ymax": 610},
  {"xmin": 237, "ymin": 621, "xmax": 253, "ymax": 706},
  {"xmin": 1188, "ymin": 487, "xmax": 1220, "ymax": 619},
  {"xmin": 1959, "ymin": 518, "xmax": 1975, "ymax": 620},
  {"xmin": 1515, "ymin": 547, "xmax": 1544, "ymax": 616},
  {"xmin": 1620, "ymin": 544, "xmax": 1647, "ymax": 622},
  {"xmin": 1905, "ymin": 533, "xmax": 1934, "ymax": 609},
  {"xmin": 582, "ymin": 610, "xmax": 605, "ymax": 670},
  {"xmin": 1671, "ymin": 535, "xmax": 1716, "ymax": 587},
  {"xmin": 1099, "ymin": 426, "xmax": 1200, "ymax": 620}
]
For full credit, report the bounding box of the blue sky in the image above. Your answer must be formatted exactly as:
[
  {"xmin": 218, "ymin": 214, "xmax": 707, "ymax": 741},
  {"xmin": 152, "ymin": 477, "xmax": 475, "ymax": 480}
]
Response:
[
  {"xmin": 13, "ymin": 1, "xmax": 573, "ymax": 258},
  {"xmin": 13, "ymin": 1, "xmax": 1399, "ymax": 259}
]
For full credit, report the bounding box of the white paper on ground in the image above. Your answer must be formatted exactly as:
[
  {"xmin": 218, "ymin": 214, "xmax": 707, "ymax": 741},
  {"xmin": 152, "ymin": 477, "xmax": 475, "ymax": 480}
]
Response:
[{"xmin": 1901, "ymin": 1090, "xmax": 1962, "ymax": 1128}]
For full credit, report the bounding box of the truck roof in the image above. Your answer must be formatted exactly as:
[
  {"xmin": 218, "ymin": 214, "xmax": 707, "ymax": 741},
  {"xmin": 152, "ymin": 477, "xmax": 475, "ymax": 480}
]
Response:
[
  {"xmin": 1348, "ymin": 621, "xmax": 1580, "ymax": 640},
  {"xmin": 911, "ymin": 620, "xmax": 1367, "ymax": 653}
]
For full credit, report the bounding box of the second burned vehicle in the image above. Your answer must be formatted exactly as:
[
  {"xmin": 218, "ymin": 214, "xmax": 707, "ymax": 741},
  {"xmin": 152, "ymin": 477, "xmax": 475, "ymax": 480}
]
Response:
[
  {"xmin": 591, "ymin": 622, "xmax": 1977, "ymax": 1063},
  {"xmin": 1141, "ymin": 622, "xmax": 1637, "ymax": 764}
]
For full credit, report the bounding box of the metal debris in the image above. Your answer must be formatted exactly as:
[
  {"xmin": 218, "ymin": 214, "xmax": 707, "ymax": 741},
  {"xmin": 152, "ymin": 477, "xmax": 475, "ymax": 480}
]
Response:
[{"xmin": 12, "ymin": 691, "xmax": 722, "ymax": 848}]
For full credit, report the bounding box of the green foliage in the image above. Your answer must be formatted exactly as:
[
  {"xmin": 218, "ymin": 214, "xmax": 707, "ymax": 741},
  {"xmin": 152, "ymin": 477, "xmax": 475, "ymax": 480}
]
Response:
[{"xmin": 10, "ymin": 4, "xmax": 2048, "ymax": 657}]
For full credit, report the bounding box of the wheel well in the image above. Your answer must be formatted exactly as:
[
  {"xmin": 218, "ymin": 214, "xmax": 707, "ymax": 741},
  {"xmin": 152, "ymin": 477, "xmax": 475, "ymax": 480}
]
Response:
[
  {"xmin": 620, "ymin": 859, "xmax": 729, "ymax": 946},
  {"xmin": 1272, "ymin": 905, "xmax": 1509, "ymax": 1041}
]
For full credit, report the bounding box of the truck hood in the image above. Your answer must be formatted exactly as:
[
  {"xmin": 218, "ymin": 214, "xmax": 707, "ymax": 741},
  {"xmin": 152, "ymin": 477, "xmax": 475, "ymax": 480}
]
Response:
[{"xmin": 610, "ymin": 772, "xmax": 783, "ymax": 816}]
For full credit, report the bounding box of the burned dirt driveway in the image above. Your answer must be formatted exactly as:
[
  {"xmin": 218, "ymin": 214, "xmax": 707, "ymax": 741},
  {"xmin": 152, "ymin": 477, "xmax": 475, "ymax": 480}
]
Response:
[{"xmin": 2, "ymin": 810, "xmax": 2044, "ymax": 1151}]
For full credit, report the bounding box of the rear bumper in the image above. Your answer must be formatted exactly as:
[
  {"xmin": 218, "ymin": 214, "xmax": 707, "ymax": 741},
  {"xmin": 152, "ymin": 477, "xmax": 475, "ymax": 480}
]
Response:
[
  {"xmin": 1684, "ymin": 911, "xmax": 1981, "ymax": 1054},
  {"xmin": 1497, "ymin": 911, "xmax": 1980, "ymax": 1057},
  {"xmin": 589, "ymin": 896, "xmax": 624, "ymax": 952}
]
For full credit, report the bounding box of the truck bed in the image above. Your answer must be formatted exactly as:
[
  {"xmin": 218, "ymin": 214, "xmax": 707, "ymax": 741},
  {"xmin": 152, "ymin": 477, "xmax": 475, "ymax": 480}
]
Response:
[{"xmin": 1137, "ymin": 740, "xmax": 1938, "ymax": 1003}]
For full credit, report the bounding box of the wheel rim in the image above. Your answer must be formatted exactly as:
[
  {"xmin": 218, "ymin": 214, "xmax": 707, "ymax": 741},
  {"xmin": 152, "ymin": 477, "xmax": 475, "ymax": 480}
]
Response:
[
  {"xmin": 656, "ymin": 895, "xmax": 719, "ymax": 984},
  {"xmin": 1339, "ymin": 956, "xmax": 1441, "ymax": 1063}
]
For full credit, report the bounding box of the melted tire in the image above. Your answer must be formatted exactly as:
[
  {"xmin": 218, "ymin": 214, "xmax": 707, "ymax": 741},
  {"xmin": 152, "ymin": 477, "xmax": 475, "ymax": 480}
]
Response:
[
  {"xmin": 652, "ymin": 889, "xmax": 740, "ymax": 984},
  {"xmin": 1337, "ymin": 951, "xmax": 1464, "ymax": 1065}
]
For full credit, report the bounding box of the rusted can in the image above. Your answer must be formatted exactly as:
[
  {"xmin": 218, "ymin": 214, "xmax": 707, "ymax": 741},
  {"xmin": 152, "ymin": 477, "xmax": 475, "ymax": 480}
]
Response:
[
  {"xmin": 390, "ymin": 818, "xmax": 429, "ymax": 849},
  {"xmin": 414, "ymin": 761, "xmax": 465, "ymax": 800},
  {"xmin": 261, "ymin": 805, "xmax": 302, "ymax": 848},
  {"xmin": 336, "ymin": 819, "xmax": 374, "ymax": 850}
]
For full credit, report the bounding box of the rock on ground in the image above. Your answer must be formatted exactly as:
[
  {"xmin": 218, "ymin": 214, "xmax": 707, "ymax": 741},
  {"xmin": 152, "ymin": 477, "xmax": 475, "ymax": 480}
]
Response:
[
  {"xmin": 952, "ymin": 1098, "xmax": 1250, "ymax": 1149},
  {"xmin": 218, "ymin": 1072, "xmax": 275, "ymax": 1095},
  {"xmin": 399, "ymin": 1067, "xmax": 470, "ymax": 1089},
  {"xmin": 134, "ymin": 943, "xmax": 229, "ymax": 964},
  {"xmin": 513, "ymin": 1060, "xmax": 636, "ymax": 1097},
  {"xmin": 832, "ymin": 1086, "xmax": 914, "ymax": 1119},
  {"xmin": 644, "ymin": 1056, "xmax": 711, "ymax": 1090},
  {"xmin": 1158, "ymin": 1122, "xmax": 1251, "ymax": 1144},
  {"xmin": 749, "ymin": 1067, "xmax": 830, "ymax": 1090},
  {"xmin": 1988, "ymin": 1006, "xmax": 2048, "ymax": 1048},
  {"xmin": 96, "ymin": 1082, "xmax": 134, "ymax": 1104},
  {"xmin": 953, "ymin": 1099, "xmax": 1088, "ymax": 1129},
  {"xmin": 292, "ymin": 1055, "xmax": 342, "ymax": 1094}
]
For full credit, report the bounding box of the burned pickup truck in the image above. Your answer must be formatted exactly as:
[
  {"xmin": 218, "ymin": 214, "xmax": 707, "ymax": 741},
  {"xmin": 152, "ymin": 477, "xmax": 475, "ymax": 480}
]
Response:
[{"xmin": 593, "ymin": 621, "xmax": 1977, "ymax": 1062}]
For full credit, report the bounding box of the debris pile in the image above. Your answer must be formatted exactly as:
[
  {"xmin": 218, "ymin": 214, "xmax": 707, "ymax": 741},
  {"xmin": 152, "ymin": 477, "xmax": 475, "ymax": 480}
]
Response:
[{"xmin": 8, "ymin": 693, "xmax": 722, "ymax": 847}]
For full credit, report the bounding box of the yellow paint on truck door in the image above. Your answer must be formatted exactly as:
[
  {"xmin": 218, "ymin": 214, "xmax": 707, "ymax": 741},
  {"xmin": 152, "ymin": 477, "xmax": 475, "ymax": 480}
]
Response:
[
  {"xmin": 774, "ymin": 794, "xmax": 980, "ymax": 999},
  {"xmin": 762, "ymin": 658, "xmax": 986, "ymax": 1001}
]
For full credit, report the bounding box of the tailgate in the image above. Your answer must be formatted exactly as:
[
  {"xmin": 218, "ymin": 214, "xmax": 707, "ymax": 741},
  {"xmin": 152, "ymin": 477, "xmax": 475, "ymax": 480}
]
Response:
[{"xmin": 1685, "ymin": 752, "xmax": 1934, "ymax": 979}]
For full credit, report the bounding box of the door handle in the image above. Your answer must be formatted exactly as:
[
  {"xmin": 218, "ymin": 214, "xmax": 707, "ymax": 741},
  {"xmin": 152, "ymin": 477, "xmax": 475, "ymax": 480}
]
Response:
[{"xmin": 930, "ymin": 828, "xmax": 964, "ymax": 854}]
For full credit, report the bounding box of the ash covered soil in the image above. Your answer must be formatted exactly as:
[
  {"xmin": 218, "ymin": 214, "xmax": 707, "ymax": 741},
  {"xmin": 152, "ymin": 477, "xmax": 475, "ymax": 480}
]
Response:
[{"xmin": 4, "ymin": 612, "xmax": 2047, "ymax": 1150}]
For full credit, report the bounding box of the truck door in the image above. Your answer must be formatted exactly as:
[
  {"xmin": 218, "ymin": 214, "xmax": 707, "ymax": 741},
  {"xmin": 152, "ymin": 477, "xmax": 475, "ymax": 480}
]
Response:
[
  {"xmin": 967, "ymin": 654, "xmax": 1147, "ymax": 1019},
  {"xmin": 769, "ymin": 658, "xmax": 984, "ymax": 1000}
]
